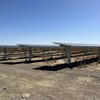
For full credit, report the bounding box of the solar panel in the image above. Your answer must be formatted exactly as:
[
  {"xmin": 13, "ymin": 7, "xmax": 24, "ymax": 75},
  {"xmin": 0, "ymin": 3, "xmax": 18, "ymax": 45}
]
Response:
[
  {"xmin": 0, "ymin": 45, "xmax": 19, "ymax": 48},
  {"xmin": 53, "ymin": 42, "xmax": 100, "ymax": 47},
  {"xmin": 17, "ymin": 44, "xmax": 60, "ymax": 48}
]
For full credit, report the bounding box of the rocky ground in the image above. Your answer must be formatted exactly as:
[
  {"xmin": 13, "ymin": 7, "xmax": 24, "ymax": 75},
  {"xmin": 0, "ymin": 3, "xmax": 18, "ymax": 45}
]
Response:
[{"xmin": 0, "ymin": 59, "xmax": 100, "ymax": 100}]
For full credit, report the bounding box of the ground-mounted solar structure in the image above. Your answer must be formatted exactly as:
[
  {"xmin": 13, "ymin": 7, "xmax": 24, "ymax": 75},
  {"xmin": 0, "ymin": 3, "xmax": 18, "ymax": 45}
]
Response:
[
  {"xmin": 17, "ymin": 44, "xmax": 61, "ymax": 62},
  {"xmin": 53, "ymin": 42, "xmax": 100, "ymax": 67},
  {"xmin": 0, "ymin": 44, "xmax": 64, "ymax": 64},
  {"xmin": 0, "ymin": 43, "xmax": 100, "ymax": 68},
  {"xmin": 0, "ymin": 45, "xmax": 19, "ymax": 60}
]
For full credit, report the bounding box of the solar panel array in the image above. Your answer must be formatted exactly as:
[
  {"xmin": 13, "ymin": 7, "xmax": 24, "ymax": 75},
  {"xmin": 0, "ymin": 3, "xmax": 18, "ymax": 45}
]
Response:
[
  {"xmin": 0, "ymin": 42, "xmax": 100, "ymax": 68},
  {"xmin": 0, "ymin": 45, "xmax": 19, "ymax": 48},
  {"xmin": 53, "ymin": 42, "xmax": 100, "ymax": 47},
  {"xmin": 17, "ymin": 44, "xmax": 60, "ymax": 48},
  {"xmin": 1, "ymin": 42, "xmax": 100, "ymax": 48}
]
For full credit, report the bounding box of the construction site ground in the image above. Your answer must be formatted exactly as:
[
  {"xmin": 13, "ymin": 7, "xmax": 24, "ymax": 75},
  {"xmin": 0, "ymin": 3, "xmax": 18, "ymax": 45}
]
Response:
[{"xmin": 0, "ymin": 58, "xmax": 100, "ymax": 100}]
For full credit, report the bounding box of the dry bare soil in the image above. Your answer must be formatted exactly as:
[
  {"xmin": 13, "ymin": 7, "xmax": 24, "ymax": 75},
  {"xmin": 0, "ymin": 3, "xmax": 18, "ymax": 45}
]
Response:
[{"xmin": 0, "ymin": 60, "xmax": 100, "ymax": 100}]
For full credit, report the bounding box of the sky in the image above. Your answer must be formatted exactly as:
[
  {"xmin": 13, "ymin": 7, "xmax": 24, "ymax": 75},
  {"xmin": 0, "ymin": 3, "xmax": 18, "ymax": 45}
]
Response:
[{"xmin": 0, "ymin": 0, "xmax": 100, "ymax": 45}]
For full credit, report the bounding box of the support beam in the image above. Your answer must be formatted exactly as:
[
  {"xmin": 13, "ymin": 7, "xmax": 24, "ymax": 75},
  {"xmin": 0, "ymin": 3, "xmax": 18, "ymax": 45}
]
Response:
[
  {"xmin": 98, "ymin": 47, "xmax": 100, "ymax": 60},
  {"xmin": 4, "ymin": 47, "xmax": 6, "ymax": 60},
  {"xmin": 65, "ymin": 47, "xmax": 71, "ymax": 67},
  {"xmin": 68, "ymin": 47, "xmax": 71, "ymax": 68},
  {"xmin": 65, "ymin": 47, "xmax": 68, "ymax": 64},
  {"xmin": 29, "ymin": 47, "xmax": 32, "ymax": 62}
]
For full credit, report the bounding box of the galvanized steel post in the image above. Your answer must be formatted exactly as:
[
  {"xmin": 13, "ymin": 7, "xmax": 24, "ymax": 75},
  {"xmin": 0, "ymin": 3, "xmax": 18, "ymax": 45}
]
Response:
[
  {"xmin": 29, "ymin": 47, "xmax": 32, "ymax": 62},
  {"xmin": 68, "ymin": 47, "xmax": 71, "ymax": 67},
  {"xmin": 98, "ymin": 47, "xmax": 100, "ymax": 60},
  {"xmin": 65, "ymin": 47, "xmax": 68, "ymax": 64}
]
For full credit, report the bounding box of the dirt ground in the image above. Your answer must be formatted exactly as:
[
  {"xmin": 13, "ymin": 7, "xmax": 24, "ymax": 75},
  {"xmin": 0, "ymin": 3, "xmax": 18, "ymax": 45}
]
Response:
[{"xmin": 0, "ymin": 59, "xmax": 100, "ymax": 100}]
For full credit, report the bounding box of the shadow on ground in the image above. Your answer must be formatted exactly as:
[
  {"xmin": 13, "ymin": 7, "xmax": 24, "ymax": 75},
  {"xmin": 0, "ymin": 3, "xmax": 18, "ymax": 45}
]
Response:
[
  {"xmin": 0, "ymin": 57, "xmax": 65, "ymax": 65},
  {"xmin": 33, "ymin": 57, "xmax": 98, "ymax": 71},
  {"xmin": 0, "ymin": 57, "xmax": 98, "ymax": 71}
]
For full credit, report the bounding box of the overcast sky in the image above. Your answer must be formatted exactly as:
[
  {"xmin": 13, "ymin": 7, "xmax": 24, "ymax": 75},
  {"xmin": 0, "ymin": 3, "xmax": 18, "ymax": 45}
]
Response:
[{"xmin": 0, "ymin": 0, "xmax": 100, "ymax": 45}]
